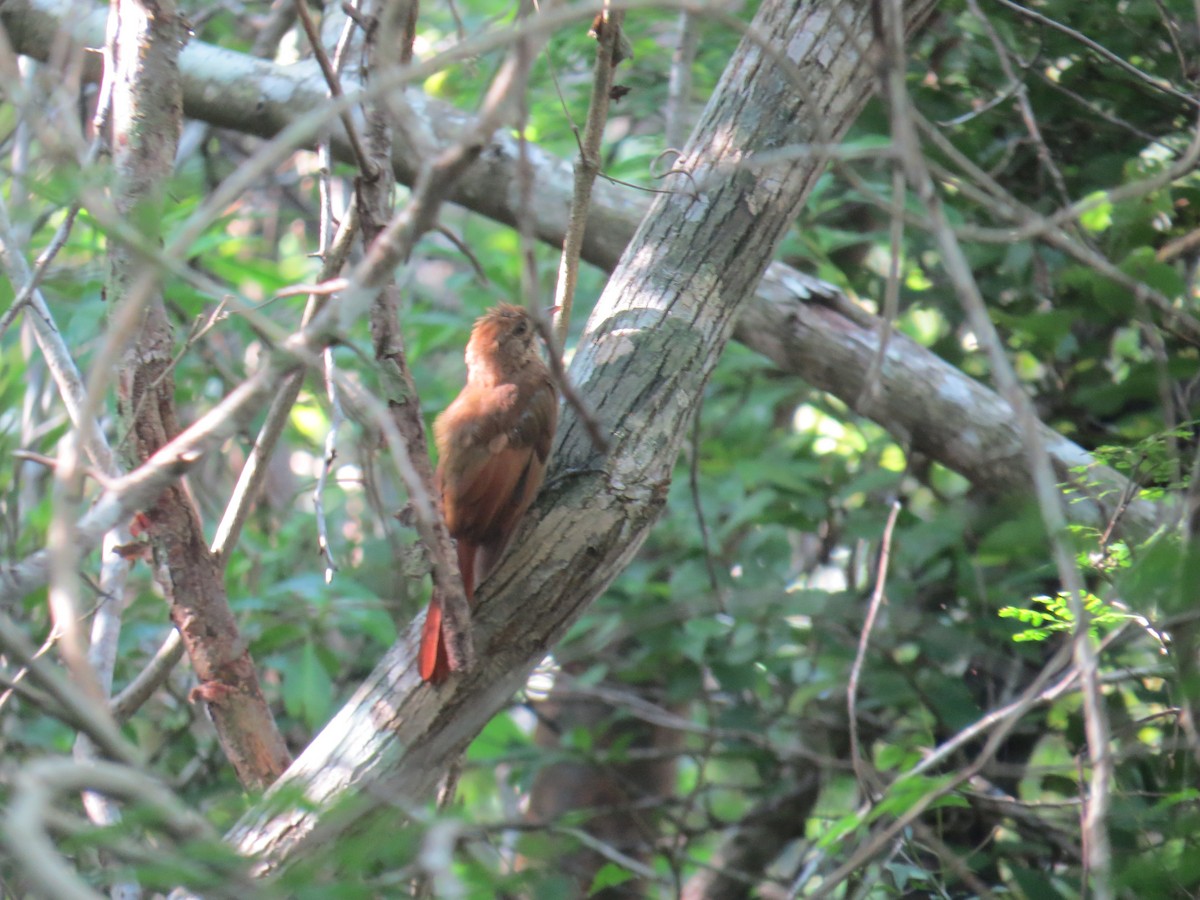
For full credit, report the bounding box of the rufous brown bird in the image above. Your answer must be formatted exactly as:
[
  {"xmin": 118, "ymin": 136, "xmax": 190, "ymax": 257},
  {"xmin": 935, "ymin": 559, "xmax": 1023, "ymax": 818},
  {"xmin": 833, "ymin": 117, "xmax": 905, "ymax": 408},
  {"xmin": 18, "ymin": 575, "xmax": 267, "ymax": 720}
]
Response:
[{"xmin": 419, "ymin": 303, "xmax": 559, "ymax": 683}]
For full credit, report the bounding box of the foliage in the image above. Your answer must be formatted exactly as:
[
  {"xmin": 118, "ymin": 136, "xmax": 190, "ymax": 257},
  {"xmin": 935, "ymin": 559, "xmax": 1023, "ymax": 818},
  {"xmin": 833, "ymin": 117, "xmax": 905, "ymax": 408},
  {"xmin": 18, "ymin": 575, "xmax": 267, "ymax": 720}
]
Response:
[
  {"xmin": 1, "ymin": 0, "xmax": 1199, "ymax": 896},
  {"xmin": 999, "ymin": 591, "xmax": 1132, "ymax": 643}
]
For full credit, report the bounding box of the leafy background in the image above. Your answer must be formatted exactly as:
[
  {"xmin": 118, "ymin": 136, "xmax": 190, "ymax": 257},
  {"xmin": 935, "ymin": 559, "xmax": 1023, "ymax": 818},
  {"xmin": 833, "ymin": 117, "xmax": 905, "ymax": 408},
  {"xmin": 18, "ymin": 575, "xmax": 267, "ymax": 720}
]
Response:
[{"xmin": 1, "ymin": 0, "xmax": 1199, "ymax": 896}]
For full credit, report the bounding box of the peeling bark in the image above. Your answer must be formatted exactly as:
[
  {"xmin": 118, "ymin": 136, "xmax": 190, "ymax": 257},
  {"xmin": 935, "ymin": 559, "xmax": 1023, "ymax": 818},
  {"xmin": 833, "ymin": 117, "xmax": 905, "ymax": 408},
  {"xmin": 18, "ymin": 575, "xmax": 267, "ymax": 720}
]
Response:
[{"xmin": 106, "ymin": 0, "xmax": 289, "ymax": 789}]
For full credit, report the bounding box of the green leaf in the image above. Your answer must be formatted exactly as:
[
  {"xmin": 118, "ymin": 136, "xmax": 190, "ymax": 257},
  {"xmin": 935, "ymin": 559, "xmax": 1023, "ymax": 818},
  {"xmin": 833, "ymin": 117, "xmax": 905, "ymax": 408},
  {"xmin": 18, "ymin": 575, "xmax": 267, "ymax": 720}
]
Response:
[
  {"xmin": 282, "ymin": 640, "xmax": 333, "ymax": 729},
  {"xmin": 467, "ymin": 711, "xmax": 529, "ymax": 762},
  {"xmin": 1079, "ymin": 191, "xmax": 1114, "ymax": 232},
  {"xmin": 588, "ymin": 863, "xmax": 635, "ymax": 893}
]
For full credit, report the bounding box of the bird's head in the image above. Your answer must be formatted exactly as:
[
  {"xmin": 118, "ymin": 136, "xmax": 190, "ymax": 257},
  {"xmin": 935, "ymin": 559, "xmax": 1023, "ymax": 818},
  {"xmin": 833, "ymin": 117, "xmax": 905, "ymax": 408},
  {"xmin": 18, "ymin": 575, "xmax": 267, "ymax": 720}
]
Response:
[{"xmin": 465, "ymin": 304, "xmax": 551, "ymax": 378}]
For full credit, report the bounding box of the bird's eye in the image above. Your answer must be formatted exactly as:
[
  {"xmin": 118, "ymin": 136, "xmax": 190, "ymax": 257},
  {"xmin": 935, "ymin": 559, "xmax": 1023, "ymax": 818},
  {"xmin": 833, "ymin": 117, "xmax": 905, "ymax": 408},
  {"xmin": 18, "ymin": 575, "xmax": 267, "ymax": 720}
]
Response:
[{"xmin": 513, "ymin": 321, "xmax": 528, "ymax": 336}]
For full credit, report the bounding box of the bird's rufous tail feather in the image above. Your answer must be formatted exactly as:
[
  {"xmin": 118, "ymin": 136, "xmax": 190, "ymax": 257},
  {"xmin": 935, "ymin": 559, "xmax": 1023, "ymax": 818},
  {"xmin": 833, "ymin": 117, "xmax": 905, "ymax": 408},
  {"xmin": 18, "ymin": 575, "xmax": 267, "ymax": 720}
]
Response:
[
  {"xmin": 419, "ymin": 597, "xmax": 450, "ymax": 682},
  {"xmin": 418, "ymin": 541, "xmax": 477, "ymax": 683}
]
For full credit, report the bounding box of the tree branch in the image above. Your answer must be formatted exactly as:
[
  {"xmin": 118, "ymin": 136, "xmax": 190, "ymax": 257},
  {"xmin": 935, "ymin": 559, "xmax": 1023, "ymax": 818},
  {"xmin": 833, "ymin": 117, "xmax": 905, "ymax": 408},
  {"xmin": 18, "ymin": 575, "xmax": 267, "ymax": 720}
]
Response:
[{"xmin": 103, "ymin": 0, "xmax": 291, "ymax": 790}]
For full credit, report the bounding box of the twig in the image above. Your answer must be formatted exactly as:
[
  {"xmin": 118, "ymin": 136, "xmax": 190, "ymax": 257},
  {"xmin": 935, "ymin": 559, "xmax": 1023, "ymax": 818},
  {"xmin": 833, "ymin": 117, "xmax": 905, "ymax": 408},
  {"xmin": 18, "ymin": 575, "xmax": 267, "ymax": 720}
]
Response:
[
  {"xmin": 936, "ymin": 79, "xmax": 1023, "ymax": 127},
  {"xmin": 688, "ymin": 399, "xmax": 721, "ymax": 598},
  {"xmin": 857, "ymin": 160, "xmax": 905, "ymax": 409},
  {"xmin": 835, "ymin": 117, "xmax": 1200, "ymax": 350},
  {"xmin": 808, "ymin": 637, "xmax": 1077, "ymax": 900},
  {"xmin": 993, "ymin": 0, "xmax": 1200, "ymax": 110},
  {"xmin": 0, "ymin": 665, "xmax": 60, "ymax": 711},
  {"xmin": 4, "ymin": 757, "xmax": 234, "ymax": 900},
  {"xmin": 433, "ymin": 224, "xmax": 489, "ymax": 282},
  {"xmin": 291, "ymin": 0, "xmax": 375, "ymax": 176},
  {"xmin": 0, "ymin": 367, "xmax": 274, "ymax": 606},
  {"xmin": 275, "ymin": 277, "xmax": 350, "ymax": 299},
  {"xmin": 314, "ymin": 346, "xmax": 344, "ymax": 581},
  {"xmin": 308, "ymin": 3, "xmax": 350, "ymax": 588},
  {"xmin": 515, "ymin": 4, "xmax": 542, "ymax": 325},
  {"xmin": 45, "ymin": 434, "xmax": 100, "ymax": 705},
  {"xmin": 1033, "ymin": 70, "xmax": 1161, "ymax": 145},
  {"xmin": 966, "ymin": 0, "xmax": 1071, "ymax": 207},
  {"xmin": 0, "ymin": 611, "xmax": 140, "ymax": 765},
  {"xmin": 0, "ymin": 195, "xmax": 118, "ymax": 476},
  {"xmin": 532, "ymin": 313, "xmax": 610, "ymax": 455},
  {"xmin": 10, "ymin": 450, "xmax": 112, "ymax": 487},
  {"xmin": 211, "ymin": 204, "xmax": 359, "ymax": 563},
  {"xmin": 927, "ymin": 102, "xmax": 1200, "ymax": 247},
  {"xmin": 0, "ymin": 626, "xmax": 57, "ymax": 718},
  {"xmin": 112, "ymin": 296, "xmax": 232, "ymax": 460},
  {"xmin": 552, "ymin": 6, "xmax": 626, "ymax": 348},
  {"xmin": 75, "ymin": 519, "xmax": 138, "ymax": 871},
  {"xmin": 0, "ymin": 193, "xmax": 75, "ymax": 338},
  {"xmin": 0, "ymin": 48, "xmax": 113, "ymax": 341},
  {"xmin": 847, "ymin": 498, "xmax": 901, "ymax": 795},
  {"xmin": 555, "ymin": 676, "xmax": 845, "ymax": 768},
  {"xmin": 914, "ymin": 109, "xmax": 1200, "ymax": 346},
  {"xmin": 909, "ymin": 818, "xmax": 998, "ymax": 900},
  {"xmin": 111, "ymin": 628, "xmax": 185, "ymax": 721}
]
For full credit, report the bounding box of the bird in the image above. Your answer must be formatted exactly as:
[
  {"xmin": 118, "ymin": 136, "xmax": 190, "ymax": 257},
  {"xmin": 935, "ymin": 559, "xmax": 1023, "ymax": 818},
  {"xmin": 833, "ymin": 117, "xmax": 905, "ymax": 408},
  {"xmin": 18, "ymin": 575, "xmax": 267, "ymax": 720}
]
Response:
[{"xmin": 419, "ymin": 303, "xmax": 559, "ymax": 683}]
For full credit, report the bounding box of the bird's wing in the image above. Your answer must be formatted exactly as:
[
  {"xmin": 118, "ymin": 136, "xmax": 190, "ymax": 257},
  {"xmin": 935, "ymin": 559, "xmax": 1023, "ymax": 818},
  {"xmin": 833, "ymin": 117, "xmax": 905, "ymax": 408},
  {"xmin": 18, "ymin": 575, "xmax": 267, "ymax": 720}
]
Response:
[
  {"xmin": 508, "ymin": 378, "xmax": 557, "ymax": 465},
  {"xmin": 438, "ymin": 379, "xmax": 557, "ymax": 550}
]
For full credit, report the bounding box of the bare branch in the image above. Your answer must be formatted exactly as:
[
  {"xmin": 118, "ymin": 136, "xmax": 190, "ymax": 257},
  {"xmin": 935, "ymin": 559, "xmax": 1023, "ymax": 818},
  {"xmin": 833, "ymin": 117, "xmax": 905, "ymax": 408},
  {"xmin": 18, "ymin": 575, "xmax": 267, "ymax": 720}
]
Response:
[
  {"xmin": 551, "ymin": 7, "xmax": 626, "ymax": 347},
  {"xmin": 847, "ymin": 499, "xmax": 901, "ymax": 794},
  {"xmin": 110, "ymin": 628, "xmax": 184, "ymax": 722},
  {"xmin": 291, "ymin": 0, "xmax": 375, "ymax": 176},
  {"xmin": 993, "ymin": 0, "xmax": 1200, "ymax": 110}
]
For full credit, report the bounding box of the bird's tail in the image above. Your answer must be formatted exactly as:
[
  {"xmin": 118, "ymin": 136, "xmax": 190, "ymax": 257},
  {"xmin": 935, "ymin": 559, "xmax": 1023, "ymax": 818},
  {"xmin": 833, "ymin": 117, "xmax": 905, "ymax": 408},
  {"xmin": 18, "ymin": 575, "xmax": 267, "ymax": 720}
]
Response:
[
  {"xmin": 418, "ymin": 540, "xmax": 477, "ymax": 683},
  {"xmin": 419, "ymin": 596, "xmax": 451, "ymax": 683}
]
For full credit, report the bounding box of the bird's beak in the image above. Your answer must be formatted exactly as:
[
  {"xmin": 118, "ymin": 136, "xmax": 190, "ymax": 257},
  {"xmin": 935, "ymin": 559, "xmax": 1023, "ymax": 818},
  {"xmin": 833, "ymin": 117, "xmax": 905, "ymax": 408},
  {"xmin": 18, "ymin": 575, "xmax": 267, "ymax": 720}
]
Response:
[{"xmin": 545, "ymin": 305, "xmax": 562, "ymax": 316}]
